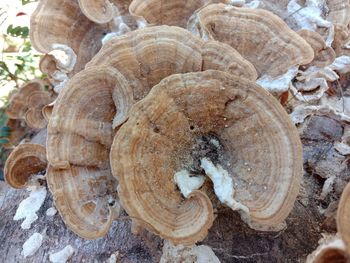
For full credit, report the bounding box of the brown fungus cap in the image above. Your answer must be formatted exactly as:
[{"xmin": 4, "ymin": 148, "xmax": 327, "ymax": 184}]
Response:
[
  {"xmin": 337, "ymin": 181, "xmax": 350, "ymax": 254},
  {"xmin": 78, "ymin": 0, "xmax": 116, "ymax": 24},
  {"xmin": 129, "ymin": 0, "xmax": 224, "ymax": 27},
  {"xmin": 110, "ymin": 70, "xmax": 303, "ymax": 245},
  {"xmin": 30, "ymin": 0, "xmax": 109, "ymax": 74},
  {"xmin": 46, "ymin": 66, "xmax": 123, "ymax": 238},
  {"xmin": 4, "ymin": 143, "xmax": 47, "ymax": 189},
  {"xmin": 326, "ymin": 0, "xmax": 350, "ymax": 27},
  {"xmin": 191, "ymin": 4, "xmax": 314, "ymax": 77},
  {"xmin": 46, "ymin": 26, "xmax": 257, "ymax": 239},
  {"xmin": 298, "ymin": 29, "xmax": 336, "ymax": 67},
  {"xmin": 86, "ymin": 25, "xmax": 257, "ymax": 128},
  {"xmin": 47, "ymin": 165, "xmax": 118, "ymax": 239},
  {"xmin": 25, "ymin": 90, "xmax": 52, "ymax": 129},
  {"xmin": 6, "ymin": 80, "xmax": 43, "ymax": 120}
]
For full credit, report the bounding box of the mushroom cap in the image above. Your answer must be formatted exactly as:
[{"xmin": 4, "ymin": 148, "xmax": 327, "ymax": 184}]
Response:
[
  {"xmin": 110, "ymin": 70, "xmax": 302, "ymax": 244},
  {"xmin": 326, "ymin": 0, "xmax": 350, "ymax": 27},
  {"xmin": 77, "ymin": 0, "xmax": 115, "ymax": 24},
  {"xmin": 337, "ymin": 181, "xmax": 350, "ymax": 253},
  {"xmin": 129, "ymin": 0, "xmax": 224, "ymax": 27},
  {"xmin": 87, "ymin": 25, "xmax": 257, "ymax": 127},
  {"xmin": 4, "ymin": 143, "xmax": 47, "ymax": 189},
  {"xmin": 25, "ymin": 91, "xmax": 52, "ymax": 129},
  {"xmin": 298, "ymin": 29, "xmax": 336, "ymax": 68},
  {"xmin": 192, "ymin": 4, "xmax": 314, "ymax": 77},
  {"xmin": 6, "ymin": 80, "xmax": 44, "ymax": 119},
  {"xmin": 47, "ymin": 66, "xmax": 127, "ymax": 169},
  {"xmin": 46, "ymin": 66, "xmax": 123, "ymax": 238},
  {"xmin": 30, "ymin": 0, "xmax": 109, "ymax": 74},
  {"xmin": 46, "ymin": 25, "xmax": 257, "ymax": 239},
  {"xmin": 47, "ymin": 165, "xmax": 117, "ymax": 239}
]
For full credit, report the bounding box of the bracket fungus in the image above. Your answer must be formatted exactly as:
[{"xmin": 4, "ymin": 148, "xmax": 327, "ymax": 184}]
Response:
[
  {"xmin": 6, "ymin": 80, "xmax": 53, "ymax": 129},
  {"xmin": 86, "ymin": 25, "xmax": 257, "ymax": 127},
  {"xmin": 111, "ymin": 70, "xmax": 302, "ymax": 245},
  {"xmin": 298, "ymin": 29, "xmax": 336, "ymax": 68},
  {"xmin": 30, "ymin": 0, "xmax": 109, "ymax": 74},
  {"xmin": 46, "ymin": 66, "xmax": 123, "ymax": 238},
  {"xmin": 191, "ymin": 3, "xmax": 314, "ymax": 77},
  {"xmin": 78, "ymin": 0, "xmax": 116, "ymax": 24},
  {"xmin": 4, "ymin": 143, "xmax": 47, "ymax": 189},
  {"xmin": 129, "ymin": 0, "xmax": 225, "ymax": 27},
  {"xmin": 46, "ymin": 26, "xmax": 257, "ymax": 239},
  {"xmin": 6, "ymin": 80, "xmax": 43, "ymax": 120},
  {"xmin": 337, "ymin": 181, "xmax": 350, "ymax": 254}
]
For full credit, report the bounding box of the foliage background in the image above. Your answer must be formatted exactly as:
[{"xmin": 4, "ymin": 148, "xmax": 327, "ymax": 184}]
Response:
[{"xmin": 0, "ymin": 0, "xmax": 41, "ymax": 179}]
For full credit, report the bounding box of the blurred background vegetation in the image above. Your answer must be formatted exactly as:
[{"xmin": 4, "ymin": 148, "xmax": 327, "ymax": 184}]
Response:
[{"xmin": 0, "ymin": 0, "xmax": 42, "ymax": 179}]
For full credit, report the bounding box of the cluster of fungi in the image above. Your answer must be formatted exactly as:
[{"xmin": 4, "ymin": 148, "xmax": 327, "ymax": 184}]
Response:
[{"xmin": 4, "ymin": 0, "xmax": 350, "ymax": 261}]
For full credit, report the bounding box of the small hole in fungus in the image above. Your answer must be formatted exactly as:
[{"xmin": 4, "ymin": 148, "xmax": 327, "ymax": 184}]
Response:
[
  {"xmin": 153, "ymin": 127, "xmax": 160, "ymax": 133},
  {"xmin": 190, "ymin": 125, "xmax": 195, "ymax": 130}
]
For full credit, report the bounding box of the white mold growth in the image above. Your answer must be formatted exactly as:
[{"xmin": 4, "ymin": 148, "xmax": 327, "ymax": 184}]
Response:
[
  {"xmin": 200, "ymin": 158, "xmax": 250, "ymax": 217},
  {"xmin": 330, "ymin": 56, "xmax": 350, "ymax": 74},
  {"xmin": 226, "ymin": 0, "xmax": 245, "ymax": 7},
  {"xmin": 174, "ymin": 170, "xmax": 205, "ymax": 198},
  {"xmin": 14, "ymin": 185, "xmax": 47, "ymax": 229},
  {"xmin": 244, "ymin": 0, "xmax": 261, "ymax": 8},
  {"xmin": 49, "ymin": 245, "xmax": 75, "ymax": 263},
  {"xmin": 287, "ymin": 0, "xmax": 334, "ymax": 46},
  {"xmin": 22, "ymin": 232, "xmax": 43, "ymax": 258},
  {"xmin": 256, "ymin": 67, "xmax": 298, "ymax": 94},
  {"xmin": 50, "ymin": 44, "xmax": 77, "ymax": 72},
  {"xmin": 46, "ymin": 207, "xmax": 57, "ymax": 217},
  {"xmin": 160, "ymin": 240, "xmax": 221, "ymax": 263}
]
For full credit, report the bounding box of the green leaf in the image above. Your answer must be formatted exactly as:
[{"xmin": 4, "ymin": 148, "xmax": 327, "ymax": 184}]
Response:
[
  {"xmin": 0, "ymin": 138, "xmax": 9, "ymax": 145},
  {"xmin": 0, "ymin": 127, "xmax": 11, "ymax": 133},
  {"xmin": 21, "ymin": 0, "xmax": 37, "ymax": 5},
  {"xmin": 6, "ymin": 25, "xmax": 29, "ymax": 38}
]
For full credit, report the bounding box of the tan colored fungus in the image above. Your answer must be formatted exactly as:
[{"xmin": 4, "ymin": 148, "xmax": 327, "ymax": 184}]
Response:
[
  {"xmin": 78, "ymin": 0, "xmax": 116, "ymax": 24},
  {"xmin": 111, "ymin": 70, "xmax": 302, "ymax": 245},
  {"xmin": 46, "ymin": 26, "xmax": 257, "ymax": 239},
  {"xmin": 30, "ymin": 0, "xmax": 110, "ymax": 74},
  {"xmin": 337, "ymin": 181, "xmax": 350, "ymax": 253},
  {"xmin": 46, "ymin": 66, "xmax": 123, "ymax": 238},
  {"xmin": 6, "ymin": 80, "xmax": 43, "ymax": 119},
  {"xmin": 129, "ymin": 0, "xmax": 224, "ymax": 27},
  {"xmin": 87, "ymin": 25, "xmax": 257, "ymax": 127},
  {"xmin": 4, "ymin": 143, "xmax": 47, "ymax": 189},
  {"xmin": 326, "ymin": 0, "xmax": 350, "ymax": 27},
  {"xmin": 47, "ymin": 165, "xmax": 118, "ymax": 239},
  {"xmin": 191, "ymin": 3, "xmax": 314, "ymax": 77},
  {"xmin": 298, "ymin": 29, "xmax": 336, "ymax": 67},
  {"xmin": 25, "ymin": 91, "xmax": 52, "ymax": 129}
]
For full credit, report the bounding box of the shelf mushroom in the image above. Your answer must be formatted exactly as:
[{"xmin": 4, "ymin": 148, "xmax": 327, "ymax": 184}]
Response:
[
  {"xmin": 4, "ymin": 143, "xmax": 47, "ymax": 189},
  {"xmin": 298, "ymin": 29, "xmax": 336, "ymax": 68},
  {"xmin": 191, "ymin": 3, "xmax": 314, "ymax": 77},
  {"xmin": 46, "ymin": 26, "xmax": 257, "ymax": 239},
  {"xmin": 6, "ymin": 80, "xmax": 53, "ymax": 129},
  {"xmin": 337, "ymin": 181, "xmax": 350, "ymax": 255},
  {"xmin": 78, "ymin": 0, "xmax": 132, "ymax": 24},
  {"xmin": 129, "ymin": 0, "xmax": 227, "ymax": 28},
  {"xmin": 86, "ymin": 25, "xmax": 257, "ymax": 128},
  {"xmin": 30, "ymin": 0, "xmax": 110, "ymax": 74},
  {"xmin": 110, "ymin": 70, "xmax": 303, "ymax": 245}
]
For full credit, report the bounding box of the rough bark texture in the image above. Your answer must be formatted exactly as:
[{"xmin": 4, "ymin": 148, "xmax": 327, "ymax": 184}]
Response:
[{"xmin": 0, "ymin": 115, "xmax": 347, "ymax": 262}]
